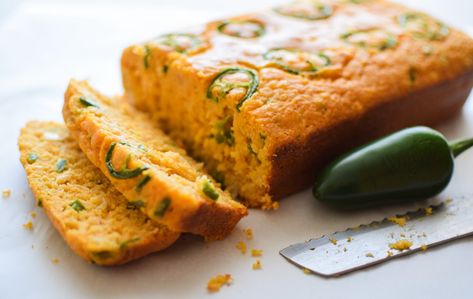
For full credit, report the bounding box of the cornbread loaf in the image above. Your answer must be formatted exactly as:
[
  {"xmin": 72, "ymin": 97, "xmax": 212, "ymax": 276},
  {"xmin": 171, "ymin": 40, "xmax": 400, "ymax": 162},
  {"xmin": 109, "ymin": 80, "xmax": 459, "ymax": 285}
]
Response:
[
  {"xmin": 18, "ymin": 121, "xmax": 180, "ymax": 265},
  {"xmin": 121, "ymin": 0, "xmax": 473, "ymax": 209},
  {"xmin": 63, "ymin": 80, "xmax": 247, "ymax": 240}
]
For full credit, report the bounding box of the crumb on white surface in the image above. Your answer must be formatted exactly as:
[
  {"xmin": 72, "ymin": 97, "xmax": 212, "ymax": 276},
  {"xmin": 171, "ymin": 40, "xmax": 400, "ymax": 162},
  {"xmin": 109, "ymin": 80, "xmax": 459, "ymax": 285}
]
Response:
[
  {"xmin": 207, "ymin": 274, "xmax": 232, "ymax": 292},
  {"xmin": 251, "ymin": 249, "xmax": 263, "ymax": 257},
  {"xmin": 23, "ymin": 221, "xmax": 33, "ymax": 230},
  {"xmin": 2, "ymin": 189, "xmax": 11, "ymax": 198},
  {"xmin": 252, "ymin": 260, "xmax": 262, "ymax": 270},
  {"xmin": 244, "ymin": 228, "xmax": 253, "ymax": 240},
  {"xmin": 236, "ymin": 242, "xmax": 247, "ymax": 254},
  {"xmin": 389, "ymin": 239, "xmax": 413, "ymax": 251}
]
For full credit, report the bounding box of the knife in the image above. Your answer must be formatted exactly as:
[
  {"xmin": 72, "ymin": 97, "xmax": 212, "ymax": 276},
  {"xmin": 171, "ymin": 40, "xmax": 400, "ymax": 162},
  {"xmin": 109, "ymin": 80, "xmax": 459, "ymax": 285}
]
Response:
[{"xmin": 280, "ymin": 197, "xmax": 473, "ymax": 277}]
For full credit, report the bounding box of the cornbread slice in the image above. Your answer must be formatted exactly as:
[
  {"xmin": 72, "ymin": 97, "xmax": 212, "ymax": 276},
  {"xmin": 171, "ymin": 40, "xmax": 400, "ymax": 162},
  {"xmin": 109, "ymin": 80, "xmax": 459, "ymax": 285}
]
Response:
[
  {"xmin": 63, "ymin": 80, "xmax": 247, "ymax": 240},
  {"xmin": 121, "ymin": 0, "xmax": 473, "ymax": 208},
  {"xmin": 18, "ymin": 121, "xmax": 180, "ymax": 265}
]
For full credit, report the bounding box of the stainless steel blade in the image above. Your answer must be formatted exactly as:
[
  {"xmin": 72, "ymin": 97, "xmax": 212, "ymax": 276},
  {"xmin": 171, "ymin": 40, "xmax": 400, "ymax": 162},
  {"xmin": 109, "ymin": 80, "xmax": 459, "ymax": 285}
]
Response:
[{"xmin": 280, "ymin": 197, "xmax": 473, "ymax": 277}]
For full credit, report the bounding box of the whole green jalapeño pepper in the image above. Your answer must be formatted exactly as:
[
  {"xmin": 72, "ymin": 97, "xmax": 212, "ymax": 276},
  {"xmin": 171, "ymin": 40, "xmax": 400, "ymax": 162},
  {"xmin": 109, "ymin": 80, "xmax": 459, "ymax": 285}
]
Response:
[{"xmin": 313, "ymin": 126, "xmax": 473, "ymax": 208}]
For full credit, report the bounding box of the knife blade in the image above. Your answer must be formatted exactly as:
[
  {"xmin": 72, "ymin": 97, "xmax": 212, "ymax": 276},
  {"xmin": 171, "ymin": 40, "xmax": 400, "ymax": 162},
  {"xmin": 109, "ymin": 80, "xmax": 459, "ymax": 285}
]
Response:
[{"xmin": 280, "ymin": 197, "xmax": 473, "ymax": 277}]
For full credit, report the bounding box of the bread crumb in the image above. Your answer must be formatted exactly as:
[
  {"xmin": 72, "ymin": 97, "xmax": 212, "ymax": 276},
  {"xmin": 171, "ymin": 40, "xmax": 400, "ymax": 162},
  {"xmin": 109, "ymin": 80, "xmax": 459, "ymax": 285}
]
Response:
[
  {"xmin": 207, "ymin": 274, "xmax": 232, "ymax": 292},
  {"xmin": 400, "ymin": 233, "xmax": 406, "ymax": 237},
  {"xmin": 51, "ymin": 258, "xmax": 60, "ymax": 264},
  {"xmin": 244, "ymin": 228, "xmax": 253, "ymax": 240},
  {"xmin": 343, "ymin": 247, "xmax": 347, "ymax": 252},
  {"xmin": 252, "ymin": 260, "xmax": 262, "ymax": 270},
  {"xmin": 30, "ymin": 212, "xmax": 37, "ymax": 218},
  {"xmin": 329, "ymin": 238, "xmax": 337, "ymax": 245},
  {"xmin": 424, "ymin": 207, "xmax": 433, "ymax": 216},
  {"xmin": 387, "ymin": 216, "xmax": 407, "ymax": 227},
  {"xmin": 23, "ymin": 221, "xmax": 33, "ymax": 230},
  {"xmin": 445, "ymin": 198, "xmax": 453, "ymax": 204},
  {"xmin": 389, "ymin": 239, "xmax": 413, "ymax": 251},
  {"xmin": 421, "ymin": 245, "xmax": 428, "ymax": 251},
  {"xmin": 236, "ymin": 241, "xmax": 247, "ymax": 254},
  {"xmin": 347, "ymin": 236, "xmax": 353, "ymax": 242},
  {"xmin": 365, "ymin": 252, "xmax": 374, "ymax": 258},
  {"xmin": 303, "ymin": 268, "xmax": 311, "ymax": 274},
  {"xmin": 262, "ymin": 200, "xmax": 279, "ymax": 210},
  {"xmin": 251, "ymin": 249, "xmax": 263, "ymax": 257},
  {"xmin": 2, "ymin": 189, "xmax": 11, "ymax": 199},
  {"xmin": 387, "ymin": 250, "xmax": 393, "ymax": 257}
]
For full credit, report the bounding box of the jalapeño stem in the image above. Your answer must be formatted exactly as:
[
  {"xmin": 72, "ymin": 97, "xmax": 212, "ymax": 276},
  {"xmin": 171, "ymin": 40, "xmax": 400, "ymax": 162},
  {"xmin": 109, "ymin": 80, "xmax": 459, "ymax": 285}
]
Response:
[{"xmin": 449, "ymin": 138, "xmax": 473, "ymax": 158}]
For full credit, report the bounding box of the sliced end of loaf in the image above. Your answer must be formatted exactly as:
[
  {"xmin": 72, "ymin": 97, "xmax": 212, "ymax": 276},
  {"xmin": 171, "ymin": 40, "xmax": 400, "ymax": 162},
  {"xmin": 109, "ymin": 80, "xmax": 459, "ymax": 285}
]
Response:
[
  {"xmin": 18, "ymin": 121, "xmax": 180, "ymax": 265},
  {"xmin": 63, "ymin": 80, "xmax": 248, "ymax": 239}
]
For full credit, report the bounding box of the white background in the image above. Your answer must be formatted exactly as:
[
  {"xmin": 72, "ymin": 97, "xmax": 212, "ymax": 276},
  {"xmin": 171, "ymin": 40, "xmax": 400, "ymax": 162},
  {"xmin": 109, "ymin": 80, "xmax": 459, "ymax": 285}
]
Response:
[{"xmin": 1, "ymin": 1, "xmax": 473, "ymax": 298}]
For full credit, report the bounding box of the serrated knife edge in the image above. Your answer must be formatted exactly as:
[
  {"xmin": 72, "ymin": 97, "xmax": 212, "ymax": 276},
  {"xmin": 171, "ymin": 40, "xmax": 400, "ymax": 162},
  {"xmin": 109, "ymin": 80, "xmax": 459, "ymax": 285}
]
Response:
[{"xmin": 280, "ymin": 197, "xmax": 473, "ymax": 277}]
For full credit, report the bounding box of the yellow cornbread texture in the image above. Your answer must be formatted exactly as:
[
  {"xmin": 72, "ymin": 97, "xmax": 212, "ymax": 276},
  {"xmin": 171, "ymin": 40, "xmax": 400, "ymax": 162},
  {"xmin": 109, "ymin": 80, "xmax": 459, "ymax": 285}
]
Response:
[
  {"xmin": 387, "ymin": 216, "xmax": 407, "ymax": 227},
  {"xmin": 2, "ymin": 189, "xmax": 11, "ymax": 198},
  {"xmin": 251, "ymin": 249, "xmax": 263, "ymax": 257},
  {"xmin": 244, "ymin": 228, "xmax": 253, "ymax": 240},
  {"xmin": 63, "ymin": 80, "xmax": 247, "ymax": 240},
  {"xmin": 121, "ymin": 0, "xmax": 473, "ymax": 208},
  {"xmin": 236, "ymin": 241, "xmax": 247, "ymax": 254},
  {"xmin": 389, "ymin": 239, "xmax": 413, "ymax": 251},
  {"xmin": 252, "ymin": 260, "xmax": 262, "ymax": 270},
  {"xmin": 207, "ymin": 274, "xmax": 232, "ymax": 292},
  {"xmin": 18, "ymin": 121, "xmax": 180, "ymax": 265}
]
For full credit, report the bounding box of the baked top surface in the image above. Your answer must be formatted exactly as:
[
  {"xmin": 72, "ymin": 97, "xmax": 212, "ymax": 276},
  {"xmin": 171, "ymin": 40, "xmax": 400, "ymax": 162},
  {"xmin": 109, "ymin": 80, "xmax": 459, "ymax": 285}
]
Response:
[
  {"xmin": 128, "ymin": 0, "xmax": 473, "ymax": 146},
  {"xmin": 18, "ymin": 121, "xmax": 180, "ymax": 265}
]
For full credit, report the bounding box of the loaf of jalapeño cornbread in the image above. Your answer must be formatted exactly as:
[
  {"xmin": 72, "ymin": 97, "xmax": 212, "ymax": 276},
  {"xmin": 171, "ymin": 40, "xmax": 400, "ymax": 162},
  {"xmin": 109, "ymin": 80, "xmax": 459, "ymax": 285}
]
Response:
[{"xmin": 121, "ymin": 0, "xmax": 473, "ymax": 209}]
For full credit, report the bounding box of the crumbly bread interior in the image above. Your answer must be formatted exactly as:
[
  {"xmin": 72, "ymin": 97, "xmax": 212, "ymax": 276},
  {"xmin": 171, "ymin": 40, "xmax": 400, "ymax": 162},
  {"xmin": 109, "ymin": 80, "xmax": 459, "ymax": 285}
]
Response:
[
  {"xmin": 122, "ymin": 38, "xmax": 274, "ymax": 209},
  {"xmin": 121, "ymin": 0, "xmax": 473, "ymax": 209},
  {"xmin": 63, "ymin": 80, "xmax": 247, "ymax": 239},
  {"xmin": 18, "ymin": 121, "xmax": 180, "ymax": 265}
]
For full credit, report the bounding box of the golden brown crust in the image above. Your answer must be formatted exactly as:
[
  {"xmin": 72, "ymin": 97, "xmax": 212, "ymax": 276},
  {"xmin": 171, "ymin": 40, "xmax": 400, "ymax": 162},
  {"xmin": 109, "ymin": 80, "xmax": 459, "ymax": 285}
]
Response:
[
  {"xmin": 63, "ymin": 80, "xmax": 247, "ymax": 239},
  {"xmin": 18, "ymin": 121, "xmax": 180, "ymax": 265},
  {"xmin": 267, "ymin": 69, "xmax": 473, "ymax": 198},
  {"xmin": 121, "ymin": 0, "xmax": 473, "ymax": 207}
]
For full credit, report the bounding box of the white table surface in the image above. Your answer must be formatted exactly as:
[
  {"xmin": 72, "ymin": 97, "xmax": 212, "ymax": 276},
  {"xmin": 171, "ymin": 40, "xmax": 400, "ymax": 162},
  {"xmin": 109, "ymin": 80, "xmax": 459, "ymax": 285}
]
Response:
[{"xmin": 1, "ymin": 1, "xmax": 473, "ymax": 298}]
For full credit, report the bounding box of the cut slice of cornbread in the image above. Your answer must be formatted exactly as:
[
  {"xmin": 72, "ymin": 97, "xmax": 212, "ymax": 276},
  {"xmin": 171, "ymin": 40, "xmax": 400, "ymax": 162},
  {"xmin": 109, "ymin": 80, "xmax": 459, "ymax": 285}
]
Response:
[
  {"xmin": 18, "ymin": 121, "xmax": 180, "ymax": 265},
  {"xmin": 121, "ymin": 0, "xmax": 473, "ymax": 208},
  {"xmin": 63, "ymin": 80, "xmax": 247, "ymax": 240}
]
